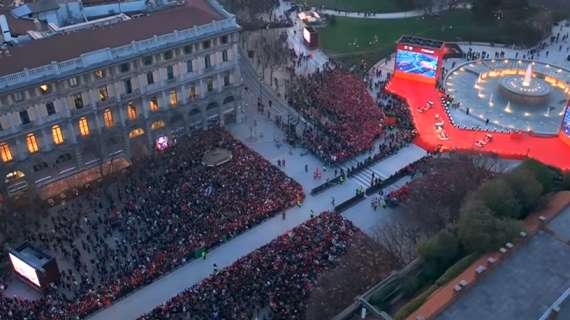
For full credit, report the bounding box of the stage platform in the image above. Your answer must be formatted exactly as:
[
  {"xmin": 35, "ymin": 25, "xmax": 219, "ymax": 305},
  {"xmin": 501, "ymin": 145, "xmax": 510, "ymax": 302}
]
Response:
[{"xmin": 386, "ymin": 77, "xmax": 570, "ymax": 171}]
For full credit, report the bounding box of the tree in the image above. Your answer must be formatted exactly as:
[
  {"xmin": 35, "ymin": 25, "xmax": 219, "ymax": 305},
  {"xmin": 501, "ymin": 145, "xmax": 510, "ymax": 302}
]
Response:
[
  {"xmin": 476, "ymin": 178, "xmax": 522, "ymax": 219},
  {"xmin": 520, "ymin": 159, "xmax": 558, "ymax": 194},
  {"xmin": 505, "ymin": 168, "xmax": 543, "ymax": 214},
  {"xmin": 305, "ymin": 236, "xmax": 400, "ymax": 320},
  {"xmin": 401, "ymin": 154, "xmax": 494, "ymax": 233},
  {"xmin": 458, "ymin": 200, "xmax": 521, "ymax": 253},
  {"xmin": 372, "ymin": 221, "xmax": 426, "ymax": 266},
  {"xmin": 417, "ymin": 229, "xmax": 460, "ymax": 276}
]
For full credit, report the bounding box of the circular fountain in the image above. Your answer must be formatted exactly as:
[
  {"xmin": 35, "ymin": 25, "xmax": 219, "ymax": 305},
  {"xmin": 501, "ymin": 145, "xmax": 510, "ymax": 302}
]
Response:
[
  {"xmin": 498, "ymin": 64, "xmax": 551, "ymax": 104},
  {"xmin": 444, "ymin": 59, "xmax": 570, "ymax": 135}
]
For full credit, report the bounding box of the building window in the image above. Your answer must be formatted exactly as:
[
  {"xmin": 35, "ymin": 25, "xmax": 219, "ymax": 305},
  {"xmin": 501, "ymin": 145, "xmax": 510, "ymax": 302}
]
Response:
[
  {"xmin": 167, "ymin": 65, "xmax": 174, "ymax": 80},
  {"xmin": 103, "ymin": 108, "xmax": 114, "ymax": 128},
  {"xmin": 124, "ymin": 79, "xmax": 133, "ymax": 94},
  {"xmin": 0, "ymin": 143, "xmax": 13, "ymax": 162},
  {"xmin": 69, "ymin": 77, "xmax": 79, "ymax": 87},
  {"xmin": 39, "ymin": 84, "xmax": 50, "ymax": 95},
  {"xmin": 26, "ymin": 133, "xmax": 39, "ymax": 153},
  {"xmin": 143, "ymin": 56, "xmax": 153, "ymax": 66},
  {"xmin": 52, "ymin": 125, "xmax": 64, "ymax": 145},
  {"xmin": 13, "ymin": 92, "xmax": 23, "ymax": 102},
  {"xmin": 207, "ymin": 78, "xmax": 214, "ymax": 92},
  {"xmin": 169, "ymin": 90, "xmax": 177, "ymax": 107},
  {"xmin": 187, "ymin": 60, "xmax": 193, "ymax": 73},
  {"xmin": 183, "ymin": 44, "xmax": 192, "ymax": 55},
  {"xmin": 147, "ymin": 72, "xmax": 154, "ymax": 85},
  {"xmin": 127, "ymin": 103, "xmax": 137, "ymax": 120},
  {"xmin": 149, "ymin": 97, "xmax": 159, "ymax": 112},
  {"xmin": 221, "ymin": 35, "xmax": 229, "ymax": 44},
  {"xmin": 19, "ymin": 110, "xmax": 30, "ymax": 125},
  {"xmin": 74, "ymin": 94, "xmax": 84, "ymax": 109},
  {"xmin": 188, "ymin": 85, "xmax": 197, "ymax": 99},
  {"xmin": 45, "ymin": 102, "xmax": 56, "ymax": 116},
  {"xmin": 98, "ymin": 86, "xmax": 109, "ymax": 101},
  {"xmin": 151, "ymin": 120, "xmax": 165, "ymax": 130},
  {"xmin": 163, "ymin": 50, "xmax": 173, "ymax": 60},
  {"xmin": 203, "ymin": 40, "xmax": 210, "ymax": 49},
  {"xmin": 128, "ymin": 128, "xmax": 144, "ymax": 138},
  {"xmin": 222, "ymin": 49, "xmax": 228, "ymax": 62},
  {"xmin": 204, "ymin": 55, "xmax": 211, "ymax": 69},
  {"xmin": 224, "ymin": 73, "xmax": 230, "ymax": 87},
  {"xmin": 120, "ymin": 63, "xmax": 130, "ymax": 73},
  {"xmin": 78, "ymin": 117, "xmax": 90, "ymax": 136},
  {"xmin": 95, "ymin": 69, "xmax": 106, "ymax": 79}
]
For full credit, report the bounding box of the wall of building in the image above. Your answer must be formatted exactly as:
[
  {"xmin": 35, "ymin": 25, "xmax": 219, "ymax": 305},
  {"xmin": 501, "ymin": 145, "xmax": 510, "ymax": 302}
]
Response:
[{"xmin": 0, "ymin": 29, "xmax": 242, "ymax": 197}]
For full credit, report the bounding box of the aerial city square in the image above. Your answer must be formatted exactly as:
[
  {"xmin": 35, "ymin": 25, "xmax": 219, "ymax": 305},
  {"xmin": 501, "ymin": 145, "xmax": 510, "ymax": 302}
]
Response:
[{"xmin": 0, "ymin": 0, "xmax": 570, "ymax": 319}]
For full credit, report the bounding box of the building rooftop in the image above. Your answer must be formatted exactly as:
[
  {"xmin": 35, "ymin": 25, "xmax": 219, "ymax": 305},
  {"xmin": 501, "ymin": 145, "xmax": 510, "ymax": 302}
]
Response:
[
  {"xmin": 436, "ymin": 206, "xmax": 570, "ymax": 320},
  {"xmin": 0, "ymin": 0, "xmax": 225, "ymax": 77},
  {"xmin": 398, "ymin": 35, "xmax": 444, "ymax": 49}
]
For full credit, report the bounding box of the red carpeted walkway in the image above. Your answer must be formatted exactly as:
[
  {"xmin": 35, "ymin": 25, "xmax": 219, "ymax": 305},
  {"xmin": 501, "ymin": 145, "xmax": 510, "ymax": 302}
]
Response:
[{"xmin": 386, "ymin": 77, "xmax": 570, "ymax": 171}]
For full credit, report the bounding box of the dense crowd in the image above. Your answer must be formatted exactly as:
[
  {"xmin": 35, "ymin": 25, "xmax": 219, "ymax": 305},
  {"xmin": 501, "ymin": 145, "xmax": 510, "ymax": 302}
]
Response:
[
  {"xmin": 288, "ymin": 67, "xmax": 385, "ymax": 164},
  {"xmin": 140, "ymin": 212, "xmax": 360, "ymax": 320},
  {"xmin": 0, "ymin": 128, "xmax": 304, "ymax": 319}
]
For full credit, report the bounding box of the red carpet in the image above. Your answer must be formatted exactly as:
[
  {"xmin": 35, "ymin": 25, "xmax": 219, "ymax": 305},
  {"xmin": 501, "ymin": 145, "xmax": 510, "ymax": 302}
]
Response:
[{"xmin": 386, "ymin": 77, "xmax": 570, "ymax": 171}]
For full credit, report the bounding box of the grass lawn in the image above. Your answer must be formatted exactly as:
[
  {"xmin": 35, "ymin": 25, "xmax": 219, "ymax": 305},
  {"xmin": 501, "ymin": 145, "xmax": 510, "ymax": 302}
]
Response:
[
  {"xmin": 319, "ymin": 10, "xmax": 529, "ymax": 66},
  {"xmin": 297, "ymin": 0, "xmax": 407, "ymax": 13}
]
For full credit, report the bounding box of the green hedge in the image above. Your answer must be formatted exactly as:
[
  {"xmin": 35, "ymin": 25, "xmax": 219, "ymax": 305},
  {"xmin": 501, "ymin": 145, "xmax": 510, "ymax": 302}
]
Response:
[
  {"xmin": 394, "ymin": 285, "xmax": 437, "ymax": 320},
  {"xmin": 435, "ymin": 253, "xmax": 480, "ymax": 287}
]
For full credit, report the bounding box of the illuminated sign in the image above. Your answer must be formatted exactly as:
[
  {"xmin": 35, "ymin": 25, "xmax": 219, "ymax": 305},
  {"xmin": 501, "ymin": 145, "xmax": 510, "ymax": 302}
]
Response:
[
  {"xmin": 9, "ymin": 253, "xmax": 40, "ymax": 287},
  {"xmin": 156, "ymin": 136, "xmax": 169, "ymax": 151}
]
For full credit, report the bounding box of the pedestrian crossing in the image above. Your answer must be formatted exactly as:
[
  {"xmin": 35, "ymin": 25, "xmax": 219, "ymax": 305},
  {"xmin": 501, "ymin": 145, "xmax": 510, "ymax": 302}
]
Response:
[{"xmin": 337, "ymin": 144, "xmax": 428, "ymax": 190}]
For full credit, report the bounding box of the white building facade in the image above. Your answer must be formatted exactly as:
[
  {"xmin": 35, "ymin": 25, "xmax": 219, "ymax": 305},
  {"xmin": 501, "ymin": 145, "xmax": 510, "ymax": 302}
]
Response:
[{"xmin": 0, "ymin": 0, "xmax": 242, "ymax": 197}]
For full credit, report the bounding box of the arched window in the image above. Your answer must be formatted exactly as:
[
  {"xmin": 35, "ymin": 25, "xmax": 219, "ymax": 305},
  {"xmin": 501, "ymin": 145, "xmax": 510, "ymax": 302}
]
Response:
[
  {"xmin": 26, "ymin": 133, "xmax": 39, "ymax": 153},
  {"xmin": 207, "ymin": 102, "xmax": 218, "ymax": 110},
  {"xmin": 52, "ymin": 125, "xmax": 64, "ymax": 145},
  {"xmin": 128, "ymin": 128, "xmax": 145, "ymax": 138},
  {"xmin": 223, "ymin": 96, "xmax": 235, "ymax": 104},
  {"xmin": 5, "ymin": 170, "xmax": 25, "ymax": 183},
  {"xmin": 151, "ymin": 120, "xmax": 165, "ymax": 130},
  {"xmin": 0, "ymin": 142, "xmax": 13, "ymax": 162},
  {"xmin": 79, "ymin": 117, "xmax": 90, "ymax": 136}
]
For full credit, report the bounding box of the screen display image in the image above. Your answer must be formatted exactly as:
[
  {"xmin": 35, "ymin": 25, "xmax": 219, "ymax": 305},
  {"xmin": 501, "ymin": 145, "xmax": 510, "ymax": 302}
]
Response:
[
  {"xmin": 396, "ymin": 50, "xmax": 438, "ymax": 78},
  {"xmin": 9, "ymin": 253, "xmax": 40, "ymax": 287},
  {"xmin": 563, "ymin": 106, "xmax": 570, "ymax": 136}
]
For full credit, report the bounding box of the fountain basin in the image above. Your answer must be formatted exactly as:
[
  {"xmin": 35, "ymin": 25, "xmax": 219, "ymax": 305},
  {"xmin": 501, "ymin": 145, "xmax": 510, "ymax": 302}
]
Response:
[{"xmin": 499, "ymin": 76, "xmax": 551, "ymax": 105}]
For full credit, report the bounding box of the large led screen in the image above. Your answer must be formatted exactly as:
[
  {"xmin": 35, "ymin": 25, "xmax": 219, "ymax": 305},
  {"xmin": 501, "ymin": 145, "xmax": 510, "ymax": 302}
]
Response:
[
  {"xmin": 9, "ymin": 253, "xmax": 40, "ymax": 287},
  {"xmin": 396, "ymin": 50, "xmax": 438, "ymax": 78}
]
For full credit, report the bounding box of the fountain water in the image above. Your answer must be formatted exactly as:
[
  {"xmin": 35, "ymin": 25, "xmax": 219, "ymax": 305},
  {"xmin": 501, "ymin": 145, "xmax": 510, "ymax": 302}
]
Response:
[
  {"xmin": 504, "ymin": 101, "xmax": 512, "ymax": 113},
  {"xmin": 522, "ymin": 64, "xmax": 533, "ymax": 87},
  {"xmin": 489, "ymin": 93, "xmax": 494, "ymax": 107}
]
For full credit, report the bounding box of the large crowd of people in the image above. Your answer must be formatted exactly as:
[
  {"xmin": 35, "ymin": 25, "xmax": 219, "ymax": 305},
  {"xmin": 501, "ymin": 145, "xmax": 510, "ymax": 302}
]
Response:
[
  {"xmin": 140, "ymin": 212, "xmax": 360, "ymax": 320},
  {"xmin": 288, "ymin": 67, "xmax": 385, "ymax": 164},
  {"xmin": 0, "ymin": 128, "xmax": 304, "ymax": 319}
]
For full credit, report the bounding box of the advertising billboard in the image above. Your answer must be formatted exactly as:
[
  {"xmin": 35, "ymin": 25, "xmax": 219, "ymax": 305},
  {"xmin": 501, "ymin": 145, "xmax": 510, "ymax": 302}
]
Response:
[
  {"xmin": 395, "ymin": 49, "xmax": 439, "ymax": 79},
  {"xmin": 9, "ymin": 253, "xmax": 40, "ymax": 287}
]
